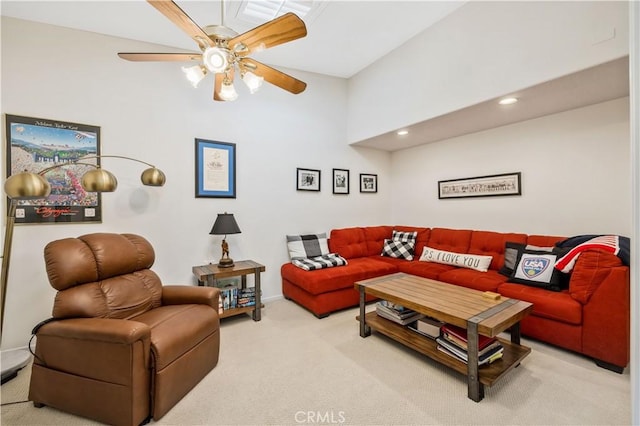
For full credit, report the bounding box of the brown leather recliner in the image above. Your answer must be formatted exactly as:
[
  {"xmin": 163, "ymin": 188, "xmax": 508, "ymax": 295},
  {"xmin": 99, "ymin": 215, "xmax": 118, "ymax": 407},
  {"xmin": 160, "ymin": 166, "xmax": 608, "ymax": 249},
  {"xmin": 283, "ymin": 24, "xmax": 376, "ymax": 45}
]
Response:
[{"xmin": 28, "ymin": 233, "xmax": 220, "ymax": 425}]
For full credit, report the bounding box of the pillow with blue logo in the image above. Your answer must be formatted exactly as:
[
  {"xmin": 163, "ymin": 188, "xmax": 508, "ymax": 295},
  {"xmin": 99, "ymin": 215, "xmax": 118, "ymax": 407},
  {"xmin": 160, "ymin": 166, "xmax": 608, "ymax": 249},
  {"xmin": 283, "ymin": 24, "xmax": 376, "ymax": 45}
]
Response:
[{"xmin": 509, "ymin": 247, "xmax": 570, "ymax": 291}]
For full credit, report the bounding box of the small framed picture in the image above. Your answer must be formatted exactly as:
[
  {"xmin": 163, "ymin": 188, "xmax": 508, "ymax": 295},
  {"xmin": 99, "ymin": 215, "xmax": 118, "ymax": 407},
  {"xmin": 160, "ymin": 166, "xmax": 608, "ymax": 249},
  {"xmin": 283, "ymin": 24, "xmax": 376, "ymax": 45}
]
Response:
[
  {"xmin": 195, "ymin": 139, "xmax": 236, "ymax": 198},
  {"xmin": 332, "ymin": 168, "xmax": 349, "ymax": 194},
  {"xmin": 296, "ymin": 168, "xmax": 321, "ymax": 191},
  {"xmin": 360, "ymin": 173, "xmax": 377, "ymax": 193}
]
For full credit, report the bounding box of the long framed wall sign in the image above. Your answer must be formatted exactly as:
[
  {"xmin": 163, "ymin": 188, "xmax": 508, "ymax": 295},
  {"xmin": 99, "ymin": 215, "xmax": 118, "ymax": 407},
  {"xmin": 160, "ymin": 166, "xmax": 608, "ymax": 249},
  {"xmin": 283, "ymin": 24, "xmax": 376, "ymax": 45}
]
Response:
[
  {"xmin": 438, "ymin": 172, "xmax": 522, "ymax": 199},
  {"xmin": 5, "ymin": 114, "xmax": 102, "ymax": 224},
  {"xmin": 195, "ymin": 139, "xmax": 236, "ymax": 198}
]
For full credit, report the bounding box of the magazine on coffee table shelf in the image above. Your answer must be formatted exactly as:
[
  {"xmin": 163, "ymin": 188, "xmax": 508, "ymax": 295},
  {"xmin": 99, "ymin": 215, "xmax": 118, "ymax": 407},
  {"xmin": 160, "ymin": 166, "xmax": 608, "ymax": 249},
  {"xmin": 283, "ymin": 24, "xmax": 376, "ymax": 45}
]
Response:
[{"xmin": 375, "ymin": 301, "xmax": 424, "ymax": 325}]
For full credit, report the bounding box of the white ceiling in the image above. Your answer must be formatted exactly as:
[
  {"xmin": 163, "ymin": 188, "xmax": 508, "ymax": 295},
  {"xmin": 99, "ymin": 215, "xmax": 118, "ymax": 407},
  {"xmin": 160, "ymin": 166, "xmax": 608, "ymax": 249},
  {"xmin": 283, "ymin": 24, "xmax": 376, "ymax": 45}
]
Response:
[
  {"xmin": 0, "ymin": 0, "xmax": 466, "ymax": 79},
  {"xmin": 0, "ymin": 1, "xmax": 630, "ymax": 152}
]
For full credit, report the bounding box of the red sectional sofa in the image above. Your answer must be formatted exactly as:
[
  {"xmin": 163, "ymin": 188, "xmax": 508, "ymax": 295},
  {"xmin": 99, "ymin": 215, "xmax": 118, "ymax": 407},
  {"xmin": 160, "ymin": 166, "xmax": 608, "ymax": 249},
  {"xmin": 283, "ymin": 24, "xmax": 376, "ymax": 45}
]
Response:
[{"xmin": 281, "ymin": 226, "xmax": 630, "ymax": 372}]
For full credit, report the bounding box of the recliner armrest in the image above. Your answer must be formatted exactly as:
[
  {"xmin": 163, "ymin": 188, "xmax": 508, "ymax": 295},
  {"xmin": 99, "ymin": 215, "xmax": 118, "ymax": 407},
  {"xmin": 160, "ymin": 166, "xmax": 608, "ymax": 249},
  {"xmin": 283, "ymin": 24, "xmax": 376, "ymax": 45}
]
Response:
[
  {"xmin": 162, "ymin": 285, "xmax": 220, "ymax": 309},
  {"xmin": 37, "ymin": 317, "xmax": 150, "ymax": 343},
  {"xmin": 33, "ymin": 318, "xmax": 153, "ymax": 382}
]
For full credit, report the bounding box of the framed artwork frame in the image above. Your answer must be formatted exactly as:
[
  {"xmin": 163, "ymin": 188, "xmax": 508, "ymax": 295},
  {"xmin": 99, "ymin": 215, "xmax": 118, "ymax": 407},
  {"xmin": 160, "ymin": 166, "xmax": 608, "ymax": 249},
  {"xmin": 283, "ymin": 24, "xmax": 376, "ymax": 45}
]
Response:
[
  {"xmin": 332, "ymin": 168, "xmax": 349, "ymax": 194},
  {"xmin": 195, "ymin": 139, "xmax": 236, "ymax": 198},
  {"xmin": 296, "ymin": 168, "xmax": 321, "ymax": 191},
  {"xmin": 360, "ymin": 173, "xmax": 378, "ymax": 193},
  {"xmin": 5, "ymin": 114, "xmax": 102, "ymax": 224},
  {"xmin": 438, "ymin": 172, "xmax": 522, "ymax": 199}
]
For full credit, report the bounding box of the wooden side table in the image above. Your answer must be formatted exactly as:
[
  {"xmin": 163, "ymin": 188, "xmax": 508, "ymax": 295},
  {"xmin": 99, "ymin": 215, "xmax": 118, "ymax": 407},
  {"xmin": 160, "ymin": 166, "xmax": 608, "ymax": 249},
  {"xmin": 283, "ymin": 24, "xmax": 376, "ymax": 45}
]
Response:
[{"xmin": 192, "ymin": 260, "xmax": 265, "ymax": 321}]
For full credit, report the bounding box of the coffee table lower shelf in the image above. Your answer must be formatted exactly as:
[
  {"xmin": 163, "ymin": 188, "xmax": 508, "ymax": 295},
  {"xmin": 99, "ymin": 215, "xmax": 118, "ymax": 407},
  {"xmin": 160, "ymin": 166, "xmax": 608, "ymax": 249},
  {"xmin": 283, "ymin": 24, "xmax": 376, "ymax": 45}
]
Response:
[{"xmin": 361, "ymin": 312, "xmax": 531, "ymax": 387}]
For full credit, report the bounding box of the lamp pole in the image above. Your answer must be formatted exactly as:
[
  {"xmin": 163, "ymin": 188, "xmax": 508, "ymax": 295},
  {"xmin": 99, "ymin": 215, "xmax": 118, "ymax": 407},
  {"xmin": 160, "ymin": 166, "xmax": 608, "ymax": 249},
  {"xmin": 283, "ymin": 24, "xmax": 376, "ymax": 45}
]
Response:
[
  {"xmin": 1, "ymin": 198, "xmax": 32, "ymax": 384},
  {"xmin": 0, "ymin": 199, "xmax": 17, "ymax": 335}
]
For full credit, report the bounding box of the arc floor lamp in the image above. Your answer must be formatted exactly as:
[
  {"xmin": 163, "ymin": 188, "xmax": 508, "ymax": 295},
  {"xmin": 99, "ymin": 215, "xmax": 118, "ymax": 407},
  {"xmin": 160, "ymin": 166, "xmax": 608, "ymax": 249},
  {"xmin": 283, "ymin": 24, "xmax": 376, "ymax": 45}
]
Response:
[{"xmin": 1, "ymin": 155, "xmax": 165, "ymax": 383}]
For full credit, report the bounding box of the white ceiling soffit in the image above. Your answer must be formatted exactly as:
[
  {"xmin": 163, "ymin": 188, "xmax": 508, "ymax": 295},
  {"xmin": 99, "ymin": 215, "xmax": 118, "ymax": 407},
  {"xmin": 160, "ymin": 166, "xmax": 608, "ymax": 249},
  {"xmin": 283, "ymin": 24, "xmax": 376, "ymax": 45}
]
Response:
[
  {"xmin": 353, "ymin": 56, "xmax": 631, "ymax": 152},
  {"xmin": 0, "ymin": 1, "xmax": 466, "ymax": 79}
]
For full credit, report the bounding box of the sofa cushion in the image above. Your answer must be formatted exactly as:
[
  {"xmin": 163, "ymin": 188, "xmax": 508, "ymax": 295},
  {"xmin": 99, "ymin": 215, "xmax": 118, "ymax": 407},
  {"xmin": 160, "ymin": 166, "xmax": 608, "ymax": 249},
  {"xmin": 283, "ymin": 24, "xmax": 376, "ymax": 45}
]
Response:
[
  {"xmin": 498, "ymin": 283, "xmax": 582, "ymax": 325},
  {"xmin": 281, "ymin": 257, "xmax": 398, "ymax": 295},
  {"xmin": 397, "ymin": 261, "xmax": 457, "ymax": 280},
  {"xmin": 468, "ymin": 231, "xmax": 527, "ymax": 271},
  {"xmin": 569, "ymin": 250, "xmax": 623, "ymax": 304},
  {"xmin": 329, "ymin": 227, "xmax": 368, "ymax": 259},
  {"xmin": 427, "ymin": 228, "xmax": 472, "ymax": 253},
  {"xmin": 437, "ymin": 269, "xmax": 507, "ymax": 292},
  {"xmin": 381, "ymin": 239, "xmax": 415, "ymax": 260},
  {"xmin": 526, "ymin": 234, "xmax": 566, "ymax": 247},
  {"xmin": 286, "ymin": 233, "xmax": 329, "ymax": 259},
  {"xmin": 418, "ymin": 246, "xmax": 492, "ymax": 272},
  {"xmin": 363, "ymin": 226, "xmax": 394, "ymax": 256}
]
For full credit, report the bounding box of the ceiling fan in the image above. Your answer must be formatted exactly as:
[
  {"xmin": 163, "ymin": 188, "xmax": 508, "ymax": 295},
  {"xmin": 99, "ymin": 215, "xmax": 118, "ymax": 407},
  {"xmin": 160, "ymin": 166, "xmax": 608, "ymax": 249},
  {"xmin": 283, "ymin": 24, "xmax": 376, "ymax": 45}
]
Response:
[{"xmin": 118, "ymin": 0, "xmax": 308, "ymax": 101}]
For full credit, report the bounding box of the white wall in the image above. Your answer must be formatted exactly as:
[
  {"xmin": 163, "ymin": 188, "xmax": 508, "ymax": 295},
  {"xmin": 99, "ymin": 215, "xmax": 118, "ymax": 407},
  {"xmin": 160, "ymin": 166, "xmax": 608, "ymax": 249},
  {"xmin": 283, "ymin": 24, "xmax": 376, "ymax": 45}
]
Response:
[
  {"xmin": 348, "ymin": 1, "xmax": 629, "ymax": 144},
  {"xmin": 390, "ymin": 97, "xmax": 631, "ymax": 237},
  {"xmin": 0, "ymin": 17, "xmax": 392, "ymax": 349}
]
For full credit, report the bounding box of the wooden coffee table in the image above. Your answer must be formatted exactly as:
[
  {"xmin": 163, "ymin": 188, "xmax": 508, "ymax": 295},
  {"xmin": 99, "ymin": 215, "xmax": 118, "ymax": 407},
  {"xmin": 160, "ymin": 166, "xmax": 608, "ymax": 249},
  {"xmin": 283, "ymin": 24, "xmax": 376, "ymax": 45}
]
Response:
[{"xmin": 355, "ymin": 272, "xmax": 533, "ymax": 402}]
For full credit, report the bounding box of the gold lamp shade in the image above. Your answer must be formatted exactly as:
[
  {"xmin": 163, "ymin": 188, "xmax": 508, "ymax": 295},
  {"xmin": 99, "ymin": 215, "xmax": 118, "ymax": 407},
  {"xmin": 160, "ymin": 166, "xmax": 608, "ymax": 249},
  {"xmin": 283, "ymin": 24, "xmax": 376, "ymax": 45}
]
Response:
[
  {"xmin": 141, "ymin": 167, "xmax": 166, "ymax": 186},
  {"xmin": 3, "ymin": 172, "xmax": 51, "ymax": 200},
  {"xmin": 81, "ymin": 168, "xmax": 118, "ymax": 192}
]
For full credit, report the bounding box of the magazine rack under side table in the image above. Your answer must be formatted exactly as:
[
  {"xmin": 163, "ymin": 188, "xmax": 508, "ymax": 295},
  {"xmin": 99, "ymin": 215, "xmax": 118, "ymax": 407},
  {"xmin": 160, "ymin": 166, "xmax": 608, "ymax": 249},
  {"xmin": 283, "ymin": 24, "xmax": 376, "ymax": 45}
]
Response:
[{"xmin": 193, "ymin": 260, "xmax": 265, "ymax": 321}]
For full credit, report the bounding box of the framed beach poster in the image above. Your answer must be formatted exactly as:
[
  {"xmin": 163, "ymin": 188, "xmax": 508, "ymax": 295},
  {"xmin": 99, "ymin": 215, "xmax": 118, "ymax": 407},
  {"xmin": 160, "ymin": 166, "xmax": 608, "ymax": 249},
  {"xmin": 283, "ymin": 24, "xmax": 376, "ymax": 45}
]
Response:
[
  {"xmin": 5, "ymin": 114, "xmax": 102, "ymax": 224},
  {"xmin": 195, "ymin": 139, "xmax": 236, "ymax": 198}
]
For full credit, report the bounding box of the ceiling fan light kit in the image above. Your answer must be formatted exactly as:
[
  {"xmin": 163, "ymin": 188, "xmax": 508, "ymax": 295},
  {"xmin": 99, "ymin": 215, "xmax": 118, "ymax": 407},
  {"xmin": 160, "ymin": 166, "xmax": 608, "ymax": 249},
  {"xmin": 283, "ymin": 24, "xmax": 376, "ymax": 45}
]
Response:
[
  {"xmin": 220, "ymin": 77, "xmax": 239, "ymax": 101},
  {"xmin": 241, "ymin": 70, "xmax": 264, "ymax": 93},
  {"xmin": 202, "ymin": 47, "xmax": 229, "ymax": 73},
  {"xmin": 182, "ymin": 64, "xmax": 208, "ymax": 87},
  {"xmin": 118, "ymin": 0, "xmax": 308, "ymax": 102}
]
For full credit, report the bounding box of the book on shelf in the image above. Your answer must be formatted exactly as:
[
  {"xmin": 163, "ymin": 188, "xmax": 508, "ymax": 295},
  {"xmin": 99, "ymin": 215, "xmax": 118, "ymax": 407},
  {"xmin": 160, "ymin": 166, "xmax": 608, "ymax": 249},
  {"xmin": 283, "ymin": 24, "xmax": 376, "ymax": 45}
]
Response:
[
  {"xmin": 376, "ymin": 301, "xmax": 424, "ymax": 325},
  {"xmin": 435, "ymin": 336, "xmax": 504, "ymax": 365},
  {"xmin": 408, "ymin": 317, "xmax": 444, "ymax": 339},
  {"xmin": 220, "ymin": 286, "xmax": 238, "ymax": 310},
  {"xmin": 441, "ymin": 324, "xmax": 497, "ymax": 351}
]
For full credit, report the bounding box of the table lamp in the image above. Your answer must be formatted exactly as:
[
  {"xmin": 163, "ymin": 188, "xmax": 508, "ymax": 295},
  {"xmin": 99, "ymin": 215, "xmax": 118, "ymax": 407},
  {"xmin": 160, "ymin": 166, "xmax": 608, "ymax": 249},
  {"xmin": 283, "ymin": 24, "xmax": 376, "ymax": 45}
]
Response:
[{"xmin": 209, "ymin": 213, "xmax": 241, "ymax": 268}]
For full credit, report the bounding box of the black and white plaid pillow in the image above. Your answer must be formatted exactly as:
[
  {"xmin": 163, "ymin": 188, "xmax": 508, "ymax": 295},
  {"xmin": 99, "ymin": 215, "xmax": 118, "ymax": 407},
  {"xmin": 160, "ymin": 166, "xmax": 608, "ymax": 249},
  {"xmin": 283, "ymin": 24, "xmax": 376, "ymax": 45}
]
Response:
[
  {"xmin": 381, "ymin": 239, "xmax": 415, "ymax": 260},
  {"xmin": 286, "ymin": 233, "xmax": 329, "ymax": 259},
  {"xmin": 392, "ymin": 230, "xmax": 417, "ymax": 243}
]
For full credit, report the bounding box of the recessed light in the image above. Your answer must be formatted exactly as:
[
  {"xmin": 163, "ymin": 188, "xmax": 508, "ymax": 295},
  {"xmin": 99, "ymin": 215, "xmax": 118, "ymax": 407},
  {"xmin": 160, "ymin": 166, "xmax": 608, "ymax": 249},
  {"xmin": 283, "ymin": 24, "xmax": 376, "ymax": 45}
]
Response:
[
  {"xmin": 397, "ymin": 130, "xmax": 409, "ymax": 136},
  {"xmin": 499, "ymin": 97, "xmax": 518, "ymax": 105}
]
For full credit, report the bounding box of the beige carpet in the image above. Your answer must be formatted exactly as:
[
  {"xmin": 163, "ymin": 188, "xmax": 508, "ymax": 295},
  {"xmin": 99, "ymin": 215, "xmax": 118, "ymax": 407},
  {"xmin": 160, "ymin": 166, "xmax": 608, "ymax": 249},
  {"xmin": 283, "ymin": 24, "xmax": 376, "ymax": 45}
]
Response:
[{"xmin": 1, "ymin": 298, "xmax": 631, "ymax": 425}]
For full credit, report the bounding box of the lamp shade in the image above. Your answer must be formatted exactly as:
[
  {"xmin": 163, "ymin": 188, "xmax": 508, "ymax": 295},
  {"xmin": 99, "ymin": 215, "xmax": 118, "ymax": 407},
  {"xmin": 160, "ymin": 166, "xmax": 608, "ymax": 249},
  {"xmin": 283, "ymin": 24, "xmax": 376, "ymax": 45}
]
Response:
[
  {"xmin": 209, "ymin": 213, "xmax": 241, "ymax": 235},
  {"xmin": 141, "ymin": 167, "xmax": 166, "ymax": 186},
  {"xmin": 3, "ymin": 172, "xmax": 51, "ymax": 199},
  {"xmin": 81, "ymin": 168, "xmax": 118, "ymax": 192}
]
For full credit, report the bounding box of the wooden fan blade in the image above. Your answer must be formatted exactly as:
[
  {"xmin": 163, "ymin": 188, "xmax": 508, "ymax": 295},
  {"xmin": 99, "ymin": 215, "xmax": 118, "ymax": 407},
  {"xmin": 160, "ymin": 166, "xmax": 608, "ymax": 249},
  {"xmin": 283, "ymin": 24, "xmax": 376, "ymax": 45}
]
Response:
[
  {"xmin": 228, "ymin": 12, "xmax": 306, "ymax": 56},
  {"xmin": 147, "ymin": 0, "xmax": 215, "ymax": 49},
  {"xmin": 239, "ymin": 58, "xmax": 306, "ymax": 94},
  {"xmin": 118, "ymin": 52, "xmax": 201, "ymax": 62},
  {"xmin": 213, "ymin": 73, "xmax": 223, "ymax": 101}
]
